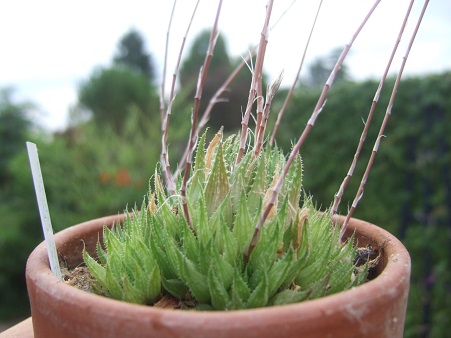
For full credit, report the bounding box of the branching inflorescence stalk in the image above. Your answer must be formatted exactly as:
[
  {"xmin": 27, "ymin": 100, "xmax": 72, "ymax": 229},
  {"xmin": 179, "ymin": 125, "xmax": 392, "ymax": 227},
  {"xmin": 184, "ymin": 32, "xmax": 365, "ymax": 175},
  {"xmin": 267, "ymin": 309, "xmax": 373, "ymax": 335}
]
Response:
[
  {"xmin": 161, "ymin": 0, "xmax": 200, "ymax": 196},
  {"xmin": 331, "ymin": 0, "xmax": 417, "ymax": 219},
  {"xmin": 340, "ymin": 0, "xmax": 430, "ymax": 240}
]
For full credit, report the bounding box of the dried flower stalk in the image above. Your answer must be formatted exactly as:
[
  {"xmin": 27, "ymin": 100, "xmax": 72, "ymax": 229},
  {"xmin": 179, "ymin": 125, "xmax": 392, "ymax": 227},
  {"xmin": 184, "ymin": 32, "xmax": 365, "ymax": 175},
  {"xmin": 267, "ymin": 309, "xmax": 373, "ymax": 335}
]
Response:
[
  {"xmin": 161, "ymin": 0, "xmax": 200, "ymax": 195},
  {"xmin": 235, "ymin": 0, "xmax": 274, "ymax": 166},
  {"xmin": 340, "ymin": 0, "xmax": 430, "ymax": 240},
  {"xmin": 180, "ymin": 0, "xmax": 223, "ymax": 232},
  {"xmin": 331, "ymin": 0, "xmax": 416, "ymax": 218},
  {"xmin": 159, "ymin": 0, "xmax": 177, "ymax": 122}
]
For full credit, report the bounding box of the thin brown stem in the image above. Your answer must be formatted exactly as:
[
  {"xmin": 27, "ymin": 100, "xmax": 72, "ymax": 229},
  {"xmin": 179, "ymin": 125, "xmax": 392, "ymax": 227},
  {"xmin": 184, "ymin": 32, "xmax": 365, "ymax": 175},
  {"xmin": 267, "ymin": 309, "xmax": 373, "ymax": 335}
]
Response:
[
  {"xmin": 331, "ymin": 0, "xmax": 415, "ymax": 218},
  {"xmin": 236, "ymin": 0, "xmax": 274, "ymax": 166},
  {"xmin": 254, "ymin": 89, "xmax": 264, "ymax": 152},
  {"xmin": 254, "ymin": 71, "xmax": 283, "ymax": 157},
  {"xmin": 254, "ymin": 48, "xmax": 265, "ymax": 152},
  {"xmin": 159, "ymin": 0, "xmax": 177, "ymax": 123},
  {"xmin": 270, "ymin": 0, "xmax": 323, "ymax": 146},
  {"xmin": 180, "ymin": 0, "xmax": 223, "ymax": 234},
  {"xmin": 161, "ymin": 0, "xmax": 200, "ymax": 195},
  {"xmin": 269, "ymin": 0, "xmax": 297, "ymax": 30},
  {"xmin": 243, "ymin": 0, "xmax": 382, "ymax": 261},
  {"xmin": 340, "ymin": 0, "xmax": 430, "ymax": 240}
]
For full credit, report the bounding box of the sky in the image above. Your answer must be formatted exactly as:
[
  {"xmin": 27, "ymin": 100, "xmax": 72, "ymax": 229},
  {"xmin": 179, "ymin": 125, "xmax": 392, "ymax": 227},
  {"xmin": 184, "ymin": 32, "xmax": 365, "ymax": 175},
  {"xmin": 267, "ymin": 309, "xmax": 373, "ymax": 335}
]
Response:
[{"xmin": 0, "ymin": 0, "xmax": 450, "ymax": 132}]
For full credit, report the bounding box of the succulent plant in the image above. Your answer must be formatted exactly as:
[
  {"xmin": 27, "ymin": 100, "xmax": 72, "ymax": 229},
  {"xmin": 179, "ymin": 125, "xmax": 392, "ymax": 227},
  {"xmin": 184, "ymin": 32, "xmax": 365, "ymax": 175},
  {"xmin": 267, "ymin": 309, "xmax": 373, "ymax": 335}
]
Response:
[
  {"xmin": 84, "ymin": 130, "xmax": 367, "ymax": 309},
  {"xmin": 82, "ymin": 0, "xmax": 425, "ymax": 310}
]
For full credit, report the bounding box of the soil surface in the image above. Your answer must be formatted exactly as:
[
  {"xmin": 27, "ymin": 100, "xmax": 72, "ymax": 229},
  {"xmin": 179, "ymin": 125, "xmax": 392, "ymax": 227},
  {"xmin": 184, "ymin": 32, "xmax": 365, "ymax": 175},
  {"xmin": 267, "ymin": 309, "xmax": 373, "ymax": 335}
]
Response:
[{"xmin": 61, "ymin": 265, "xmax": 95, "ymax": 294}]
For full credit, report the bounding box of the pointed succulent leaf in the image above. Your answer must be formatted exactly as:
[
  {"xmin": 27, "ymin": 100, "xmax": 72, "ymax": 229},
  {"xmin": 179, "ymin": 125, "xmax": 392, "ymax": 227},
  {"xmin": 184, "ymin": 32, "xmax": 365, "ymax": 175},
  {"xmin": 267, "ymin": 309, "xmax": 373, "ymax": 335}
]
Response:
[
  {"xmin": 162, "ymin": 278, "xmax": 189, "ymax": 299},
  {"xmin": 122, "ymin": 274, "xmax": 146, "ymax": 304},
  {"xmin": 149, "ymin": 231, "xmax": 177, "ymax": 279},
  {"xmin": 262, "ymin": 163, "xmax": 280, "ymax": 222},
  {"xmin": 247, "ymin": 154, "xmax": 266, "ymax": 213},
  {"xmin": 208, "ymin": 265, "xmax": 231, "ymax": 310},
  {"xmin": 268, "ymin": 288, "xmax": 311, "ymax": 306},
  {"xmin": 198, "ymin": 239, "xmax": 214, "ymax": 276},
  {"xmin": 296, "ymin": 239, "xmax": 333, "ymax": 287},
  {"xmin": 230, "ymin": 270, "xmax": 250, "ymax": 309},
  {"xmin": 200, "ymin": 203, "xmax": 220, "ymax": 245},
  {"xmin": 247, "ymin": 268, "xmax": 269, "ymax": 308},
  {"xmin": 183, "ymin": 221, "xmax": 199, "ymax": 263},
  {"xmin": 281, "ymin": 152, "xmax": 303, "ymax": 210},
  {"xmin": 210, "ymin": 245, "xmax": 234, "ymax": 290},
  {"xmin": 188, "ymin": 190, "xmax": 208, "ymax": 238},
  {"xmin": 112, "ymin": 219, "xmax": 125, "ymax": 241},
  {"xmin": 145, "ymin": 265, "xmax": 162, "ymax": 302},
  {"xmin": 222, "ymin": 133, "xmax": 240, "ymax": 169},
  {"xmin": 327, "ymin": 257, "xmax": 355, "ymax": 294},
  {"xmin": 193, "ymin": 131, "xmax": 207, "ymax": 173},
  {"xmin": 96, "ymin": 240, "xmax": 108, "ymax": 265},
  {"xmin": 187, "ymin": 167, "xmax": 205, "ymax": 203},
  {"xmin": 228, "ymin": 149, "xmax": 252, "ymax": 187},
  {"xmin": 267, "ymin": 248, "xmax": 294, "ymax": 297},
  {"xmin": 247, "ymin": 220, "xmax": 281, "ymax": 275},
  {"xmin": 281, "ymin": 249, "xmax": 308, "ymax": 289},
  {"xmin": 233, "ymin": 191, "xmax": 254, "ymax": 251},
  {"xmin": 177, "ymin": 250, "xmax": 210, "ymax": 303},
  {"xmin": 105, "ymin": 257, "xmax": 124, "ymax": 300},
  {"xmin": 228, "ymin": 172, "xmax": 245, "ymax": 215},
  {"xmin": 83, "ymin": 249, "xmax": 107, "ymax": 289},
  {"xmin": 104, "ymin": 226, "xmax": 124, "ymax": 256},
  {"xmin": 159, "ymin": 200, "xmax": 182, "ymax": 239},
  {"xmin": 164, "ymin": 232, "xmax": 183, "ymax": 276},
  {"xmin": 204, "ymin": 141, "xmax": 230, "ymax": 216},
  {"xmin": 218, "ymin": 217, "xmax": 239, "ymax": 266},
  {"xmin": 306, "ymin": 274, "xmax": 331, "ymax": 300}
]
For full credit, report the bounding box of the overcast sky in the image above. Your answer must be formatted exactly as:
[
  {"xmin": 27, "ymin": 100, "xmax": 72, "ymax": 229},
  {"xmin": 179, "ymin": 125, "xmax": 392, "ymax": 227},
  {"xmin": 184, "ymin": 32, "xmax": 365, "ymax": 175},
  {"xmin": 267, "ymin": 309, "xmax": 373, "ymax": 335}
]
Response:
[{"xmin": 1, "ymin": 0, "xmax": 449, "ymax": 131}]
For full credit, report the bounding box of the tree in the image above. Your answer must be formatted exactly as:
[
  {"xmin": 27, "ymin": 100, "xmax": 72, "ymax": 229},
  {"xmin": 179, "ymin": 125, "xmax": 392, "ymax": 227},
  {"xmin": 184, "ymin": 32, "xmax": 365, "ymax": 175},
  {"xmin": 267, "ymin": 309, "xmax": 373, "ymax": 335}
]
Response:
[
  {"xmin": 0, "ymin": 88, "xmax": 38, "ymax": 320},
  {"xmin": 0, "ymin": 87, "xmax": 33, "ymax": 184},
  {"xmin": 305, "ymin": 48, "xmax": 351, "ymax": 88},
  {"xmin": 78, "ymin": 66, "xmax": 158, "ymax": 134},
  {"xmin": 77, "ymin": 29, "xmax": 159, "ymax": 133},
  {"xmin": 113, "ymin": 29, "xmax": 155, "ymax": 82}
]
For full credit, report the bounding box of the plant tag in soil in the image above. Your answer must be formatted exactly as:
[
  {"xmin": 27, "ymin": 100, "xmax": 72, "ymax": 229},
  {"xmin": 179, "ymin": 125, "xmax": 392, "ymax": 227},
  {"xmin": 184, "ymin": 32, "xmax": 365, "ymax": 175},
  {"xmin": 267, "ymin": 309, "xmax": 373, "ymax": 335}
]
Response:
[{"xmin": 27, "ymin": 141, "xmax": 62, "ymax": 281}]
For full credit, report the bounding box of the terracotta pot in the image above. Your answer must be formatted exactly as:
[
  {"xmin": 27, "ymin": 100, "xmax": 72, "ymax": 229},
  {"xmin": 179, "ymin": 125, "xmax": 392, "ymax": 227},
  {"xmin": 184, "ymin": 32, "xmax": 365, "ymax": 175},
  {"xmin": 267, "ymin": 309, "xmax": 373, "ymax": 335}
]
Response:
[{"xmin": 26, "ymin": 214, "xmax": 410, "ymax": 338}]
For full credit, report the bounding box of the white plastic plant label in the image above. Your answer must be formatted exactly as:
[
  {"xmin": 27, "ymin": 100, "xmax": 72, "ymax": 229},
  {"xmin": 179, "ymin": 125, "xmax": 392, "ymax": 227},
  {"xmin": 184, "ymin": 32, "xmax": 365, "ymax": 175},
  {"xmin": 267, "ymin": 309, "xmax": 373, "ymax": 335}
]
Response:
[{"xmin": 26, "ymin": 142, "xmax": 62, "ymax": 281}]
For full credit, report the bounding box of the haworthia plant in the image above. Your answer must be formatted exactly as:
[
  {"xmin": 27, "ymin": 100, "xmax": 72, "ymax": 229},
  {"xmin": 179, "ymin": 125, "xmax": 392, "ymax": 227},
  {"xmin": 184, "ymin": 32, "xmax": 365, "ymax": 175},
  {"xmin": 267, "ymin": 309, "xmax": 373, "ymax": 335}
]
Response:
[
  {"xmin": 79, "ymin": 0, "xmax": 428, "ymax": 311},
  {"xmin": 84, "ymin": 131, "xmax": 368, "ymax": 309}
]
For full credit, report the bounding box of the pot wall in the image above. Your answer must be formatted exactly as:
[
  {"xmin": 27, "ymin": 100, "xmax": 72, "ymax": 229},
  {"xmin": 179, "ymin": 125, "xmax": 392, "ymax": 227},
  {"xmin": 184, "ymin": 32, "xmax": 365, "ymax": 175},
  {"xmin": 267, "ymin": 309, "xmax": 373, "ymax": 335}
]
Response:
[{"xmin": 26, "ymin": 214, "xmax": 410, "ymax": 338}]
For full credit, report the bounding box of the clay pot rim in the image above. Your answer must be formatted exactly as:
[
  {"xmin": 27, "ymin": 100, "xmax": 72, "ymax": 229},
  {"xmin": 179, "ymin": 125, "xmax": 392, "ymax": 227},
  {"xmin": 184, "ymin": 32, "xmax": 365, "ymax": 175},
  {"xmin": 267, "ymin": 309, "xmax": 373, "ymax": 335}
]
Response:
[{"xmin": 26, "ymin": 214, "xmax": 410, "ymax": 321}]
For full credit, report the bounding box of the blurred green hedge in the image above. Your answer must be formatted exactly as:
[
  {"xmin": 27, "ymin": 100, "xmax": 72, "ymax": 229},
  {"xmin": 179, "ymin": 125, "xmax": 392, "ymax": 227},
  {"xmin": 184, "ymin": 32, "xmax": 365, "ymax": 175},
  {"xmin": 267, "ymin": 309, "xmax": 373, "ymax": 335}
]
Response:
[
  {"xmin": 275, "ymin": 72, "xmax": 451, "ymax": 337},
  {"xmin": 1, "ymin": 72, "xmax": 450, "ymax": 337}
]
